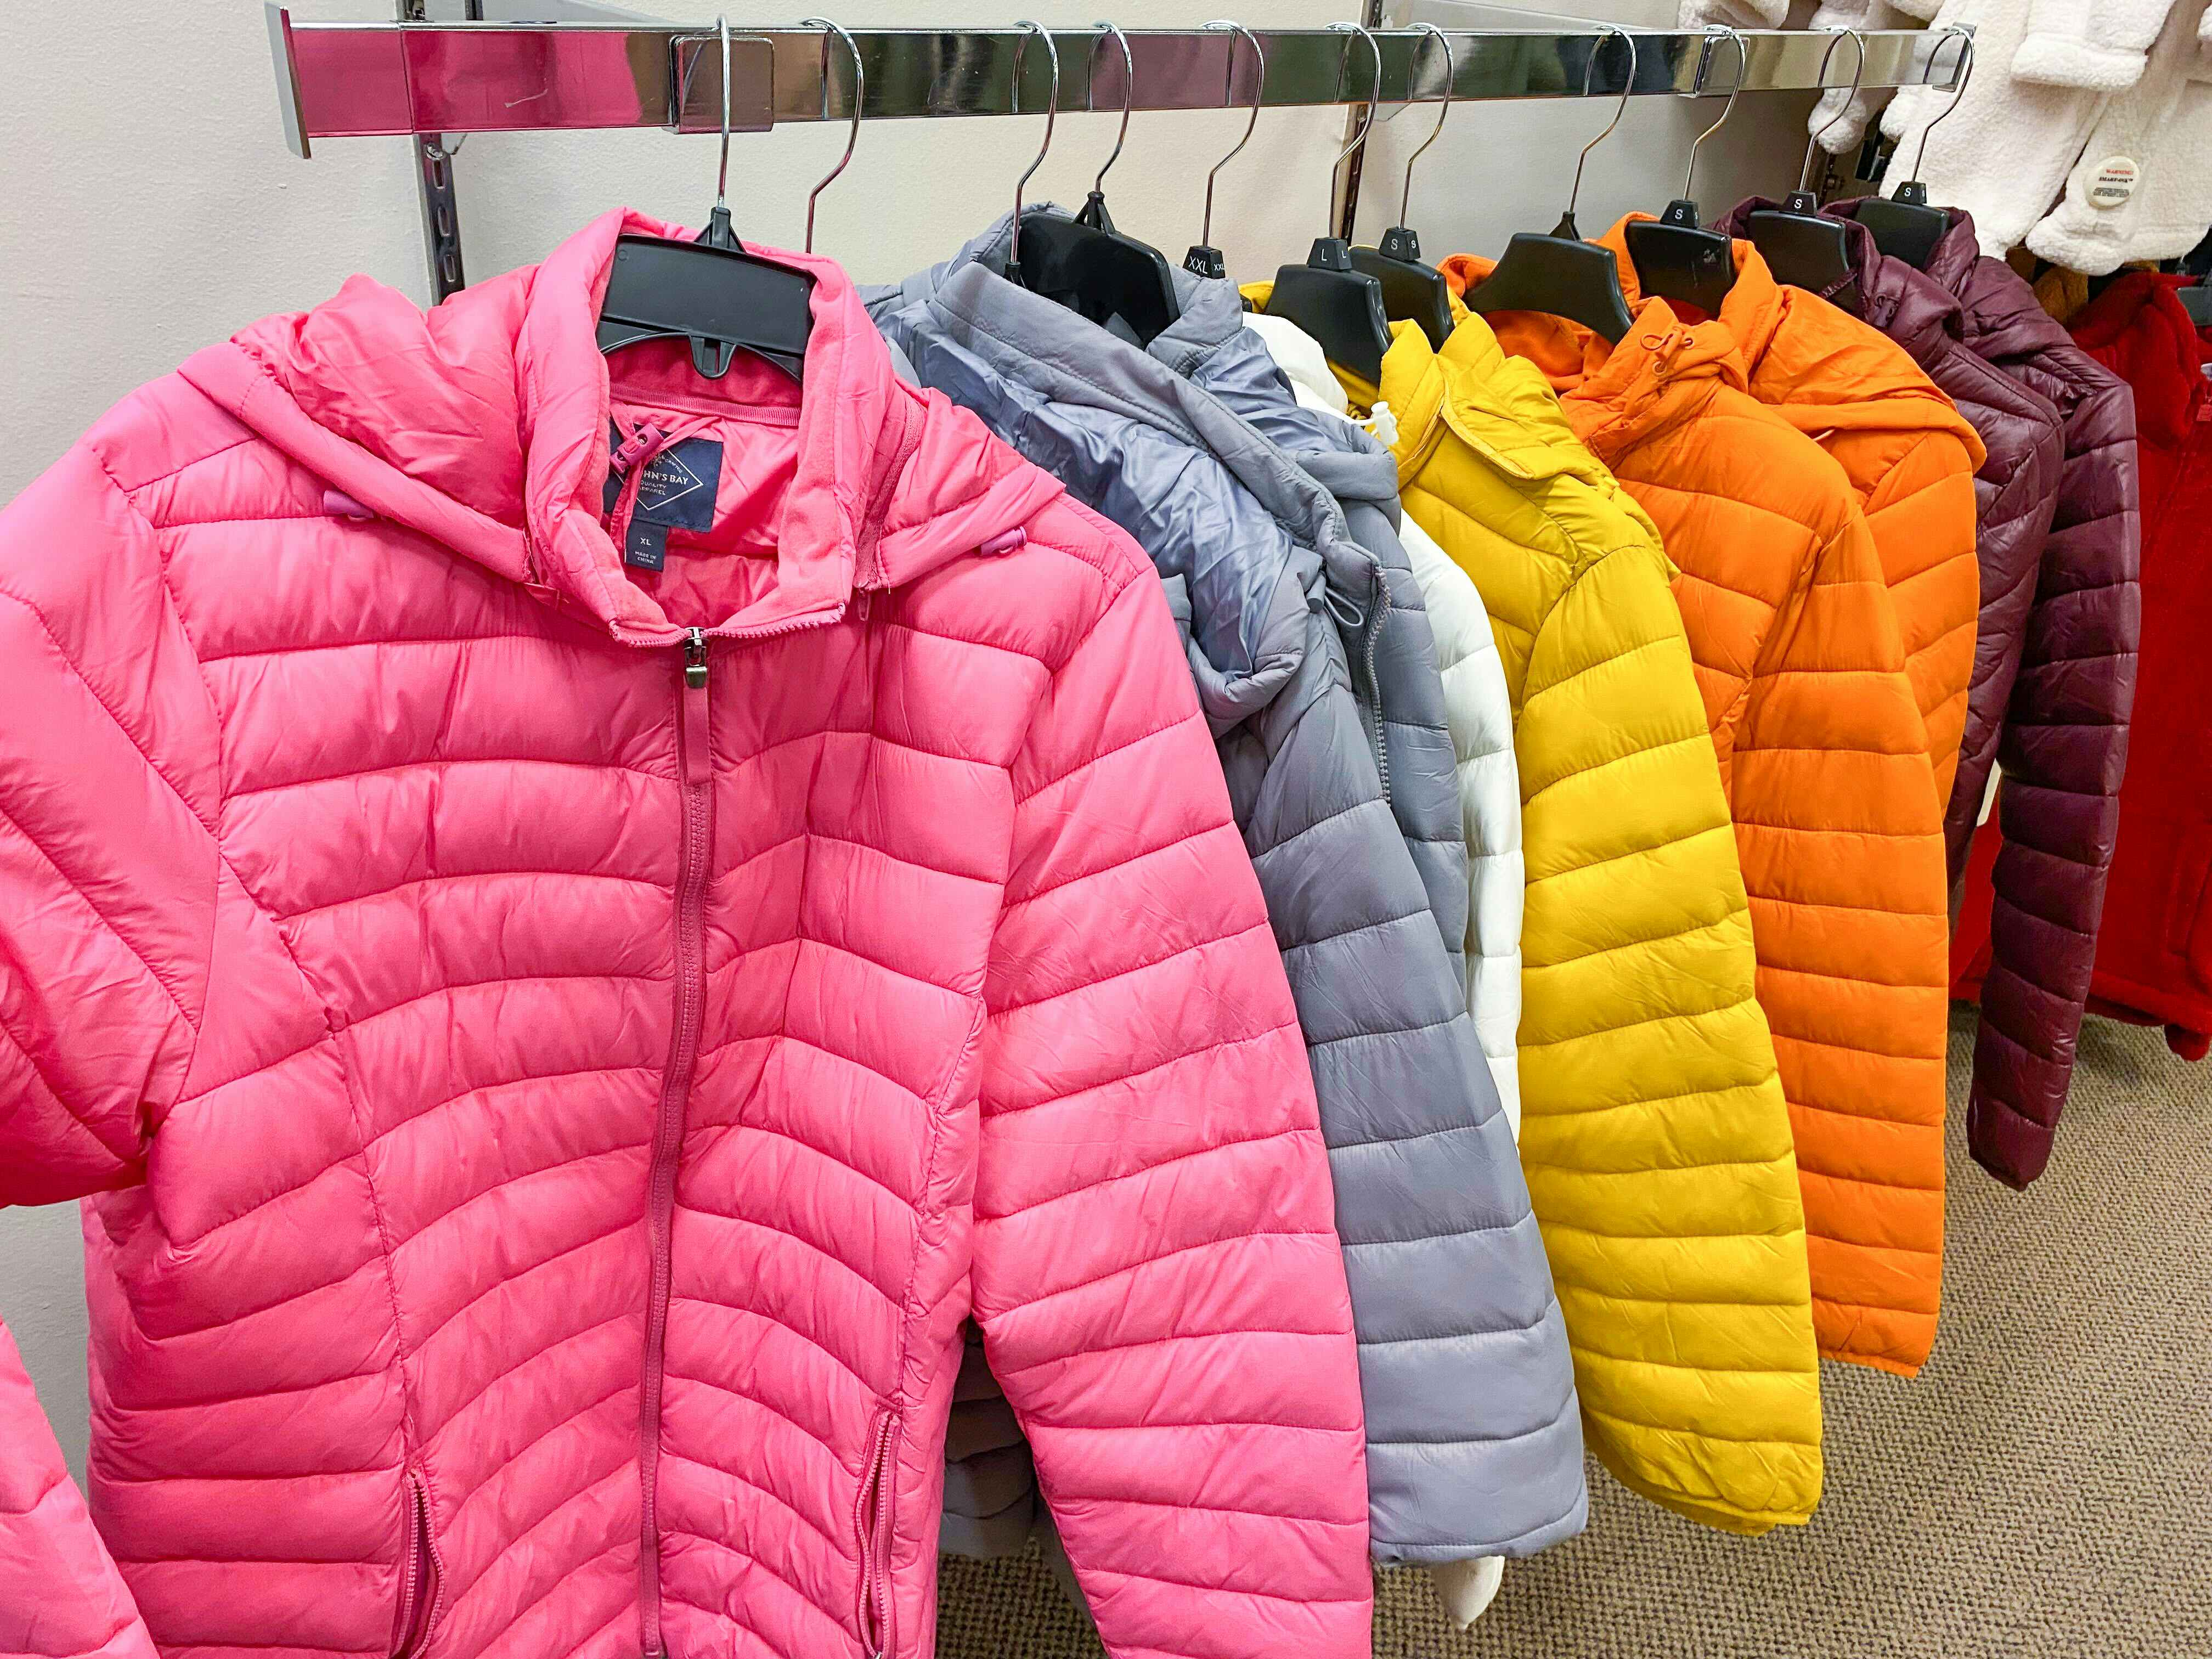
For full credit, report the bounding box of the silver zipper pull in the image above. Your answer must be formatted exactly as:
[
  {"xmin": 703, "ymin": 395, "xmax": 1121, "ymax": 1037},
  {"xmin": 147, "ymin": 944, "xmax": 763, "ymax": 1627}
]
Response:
[{"xmin": 684, "ymin": 628, "xmax": 709, "ymax": 690}]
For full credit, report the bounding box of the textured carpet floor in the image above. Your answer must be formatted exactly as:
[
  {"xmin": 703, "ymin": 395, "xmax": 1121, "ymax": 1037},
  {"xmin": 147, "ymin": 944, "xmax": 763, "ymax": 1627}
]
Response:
[{"xmin": 935, "ymin": 1011, "xmax": 2212, "ymax": 1658}]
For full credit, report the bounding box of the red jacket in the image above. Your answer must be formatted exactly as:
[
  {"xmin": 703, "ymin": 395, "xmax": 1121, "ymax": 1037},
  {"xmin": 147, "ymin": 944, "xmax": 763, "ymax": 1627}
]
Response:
[
  {"xmin": 2077, "ymin": 276, "xmax": 2212, "ymax": 1051},
  {"xmin": 1958, "ymin": 273, "xmax": 2209, "ymax": 1060}
]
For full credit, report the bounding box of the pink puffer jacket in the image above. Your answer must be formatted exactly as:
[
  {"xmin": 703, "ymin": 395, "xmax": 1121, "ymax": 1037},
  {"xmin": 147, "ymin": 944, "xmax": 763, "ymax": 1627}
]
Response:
[{"xmin": 0, "ymin": 209, "xmax": 1372, "ymax": 1659}]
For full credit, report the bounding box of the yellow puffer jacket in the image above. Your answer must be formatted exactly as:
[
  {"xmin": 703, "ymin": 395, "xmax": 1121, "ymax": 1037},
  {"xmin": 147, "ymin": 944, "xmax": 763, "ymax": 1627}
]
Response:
[{"xmin": 1281, "ymin": 300, "xmax": 1824, "ymax": 1534}]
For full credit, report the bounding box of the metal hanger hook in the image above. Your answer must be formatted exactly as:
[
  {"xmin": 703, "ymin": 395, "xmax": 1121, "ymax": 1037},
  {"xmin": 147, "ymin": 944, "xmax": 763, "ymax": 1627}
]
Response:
[
  {"xmin": 1325, "ymin": 20, "xmax": 1382, "ymax": 234},
  {"xmin": 713, "ymin": 15, "xmax": 733, "ymax": 217},
  {"xmin": 1565, "ymin": 24, "xmax": 1637, "ymax": 230},
  {"xmin": 1682, "ymin": 24, "xmax": 1745, "ymax": 207},
  {"xmin": 1801, "ymin": 26, "xmax": 1867, "ymax": 191},
  {"xmin": 1908, "ymin": 24, "xmax": 1975, "ymax": 181},
  {"xmin": 1398, "ymin": 23, "xmax": 1454, "ymax": 229},
  {"xmin": 1008, "ymin": 21, "xmax": 1060, "ymax": 273},
  {"xmin": 1196, "ymin": 19, "xmax": 1265, "ymax": 253},
  {"xmin": 1090, "ymin": 22, "xmax": 1135, "ymax": 196},
  {"xmin": 799, "ymin": 18, "xmax": 864, "ymax": 255}
]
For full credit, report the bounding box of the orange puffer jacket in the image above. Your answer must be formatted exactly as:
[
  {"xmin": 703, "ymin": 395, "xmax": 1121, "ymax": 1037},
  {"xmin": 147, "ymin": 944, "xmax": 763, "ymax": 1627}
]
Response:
[
  {"xmin": 1439, "ymin": 267, "xmax": 1953, "ymax": 1375},
  {"xmin": 1658, "ymin": 217, "xmax": 1988, "ymax": 806}
]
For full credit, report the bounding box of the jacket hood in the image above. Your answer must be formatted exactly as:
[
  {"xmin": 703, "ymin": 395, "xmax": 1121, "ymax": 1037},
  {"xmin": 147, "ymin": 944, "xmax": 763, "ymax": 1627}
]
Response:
[
  {"xmin": 1722, "ymin": 195, "xmax": 1968, "ymax": 360},
  {"xmin": 866, "ymin": 208, "xmax": 1373, "ymax": 736},
  {"xmin": 1436, "ymin": 250, "xmax": 1748, "ymax": 464},
  {"xmin": 2072, "ymin": 271, "xmax": 2210, "ymax": 447},
  {"xmin": 1598, "ymin": 215, "xmax": 1988, "ymax": 470},
  {"xmin": 176, "ymin": 208, "xmax": 1058, "ymax": 647},
  {"xmin": 1440, "ymin": 225, "xmax": 1986, "ymax": 469},
  {"xmin": 1162, "ymin": 273, "xmax": 1403, "ymax": 524}
]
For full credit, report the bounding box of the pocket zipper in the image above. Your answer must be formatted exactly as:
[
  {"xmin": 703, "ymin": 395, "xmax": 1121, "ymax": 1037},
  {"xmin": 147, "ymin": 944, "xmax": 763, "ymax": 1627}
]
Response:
[
  {"xmin": 853, "ymin": 1410, "xmax": 900, "ymax": 1659},
  {"xmin": 392, "ymin": 1474, "xmax": 443, "ymax": 1659}
]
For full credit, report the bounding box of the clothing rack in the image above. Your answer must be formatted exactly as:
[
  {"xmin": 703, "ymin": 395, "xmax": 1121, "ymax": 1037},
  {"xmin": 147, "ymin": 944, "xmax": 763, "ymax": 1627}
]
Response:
[{"xmin": 266, "ymin": 1, "xmax": 1966, "ymax": 301}]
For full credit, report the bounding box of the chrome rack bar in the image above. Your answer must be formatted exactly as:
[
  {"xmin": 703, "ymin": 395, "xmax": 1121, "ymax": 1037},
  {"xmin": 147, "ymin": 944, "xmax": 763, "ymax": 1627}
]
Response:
[
  {"xmin": 265, "ymin": 7, "xmax": 1967, "ymax": 295},
  {"xmin": 269, "ymin": 13, "xmax": 1963, "ymax": 148}
]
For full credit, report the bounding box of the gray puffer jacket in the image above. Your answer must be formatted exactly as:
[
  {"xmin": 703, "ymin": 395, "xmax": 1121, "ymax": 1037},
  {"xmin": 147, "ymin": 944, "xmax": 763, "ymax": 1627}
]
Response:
[{"xmin": 868, "ymin": 211, "xmax": 1585, "ymax": 1565}]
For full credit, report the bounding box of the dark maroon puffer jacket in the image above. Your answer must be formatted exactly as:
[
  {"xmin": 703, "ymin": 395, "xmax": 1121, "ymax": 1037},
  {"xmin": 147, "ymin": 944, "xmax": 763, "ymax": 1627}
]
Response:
[{"xmin": 1897, "ymin": 206, "xmax": 2141, "ymax": 1188}]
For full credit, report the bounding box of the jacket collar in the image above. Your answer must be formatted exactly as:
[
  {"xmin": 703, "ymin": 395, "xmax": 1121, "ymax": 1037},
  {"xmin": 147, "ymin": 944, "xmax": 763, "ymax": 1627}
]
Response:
[
  {"xmin": 1918, "ymin": 205, "xmax": 1988, "ymax": 304},
  {"xmin": 180, "ymin": 209, "xmax": 1056, "ymax": 647},
  {"xmin": 1717, "ymin": 195, "xmax": 1968, "ymax": 366},
  {"xmin": 1607, "ymin": 211, "xmax": 1987, "ymax": 468},
  {"xmin": 1361, "ymin": 309, "xmax": 1620, "ymax": 494},
  {"xmin": 1436, "ymin": 247, "xmax": 1748, "ymax": 468}
]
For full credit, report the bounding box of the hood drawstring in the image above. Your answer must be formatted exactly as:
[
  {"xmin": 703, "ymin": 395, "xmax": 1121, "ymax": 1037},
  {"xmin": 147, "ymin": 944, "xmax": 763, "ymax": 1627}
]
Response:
[{"xmin": 1322, "ymin": 584, "xmax": 1367, "ymax": 633}]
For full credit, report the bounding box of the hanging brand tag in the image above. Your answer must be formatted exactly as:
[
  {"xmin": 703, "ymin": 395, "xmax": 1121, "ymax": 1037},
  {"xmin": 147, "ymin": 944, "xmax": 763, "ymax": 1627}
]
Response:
[
  {"xmin": 606, "ymin": 430, "xmax": 725, "ymax": 572},
  {"xmin": 634, "ymin": 438, "xmax": 724, "ymax": 532},
  {"xmin": 2087, "ymin": 157, "xmax": 2139, "ymax": 210}
]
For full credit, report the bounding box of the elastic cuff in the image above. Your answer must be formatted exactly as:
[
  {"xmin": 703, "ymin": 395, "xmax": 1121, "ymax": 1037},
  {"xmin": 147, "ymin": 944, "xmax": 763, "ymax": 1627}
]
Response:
[{"xmin": 2024, "ymin": 211, "xmax": 2129, "ymax": 278}]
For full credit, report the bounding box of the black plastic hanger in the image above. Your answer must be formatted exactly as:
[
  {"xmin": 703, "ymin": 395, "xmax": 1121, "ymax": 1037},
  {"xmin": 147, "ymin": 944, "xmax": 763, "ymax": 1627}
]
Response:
[
  {"xmin": 1349, "ymin": 22, "xmax": 1455, "ymax": 349},
  {"xmin": 1622, "ymin": 25, "xmax": 1744, "ymax": 319},
  {"xmin": 1183, "ymin": 20, "xmax": 1265, "ymax": 280},
  {"xmin": 1005, "ymin": 22, "xmax": 1180, "ymax": 343},
  {"xmin": 1857, "ymin": 26, "xmax": 1973, "ymax": 271},
  {"xmin": 1267, "ymin": 21, "xmax": 1393, "ymax": 384},
  {"xmin": 1745, "ymin": 27, "xmax": 1865, "ymax": 310},
  {"xmin": 1462, "ymin": 24, "xmax": 1637, "ymax": 343},
  {"xmin": 597, "ymin": 18, "xmax": 816, "ymax": 382}
]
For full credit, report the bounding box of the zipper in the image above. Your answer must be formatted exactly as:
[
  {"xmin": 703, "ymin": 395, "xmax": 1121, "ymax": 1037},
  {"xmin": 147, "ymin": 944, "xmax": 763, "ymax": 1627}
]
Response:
[
  {"xmin": 392, "ymin": 1474, "xmax": 443, "ymax": 1659},
  {"xmin": 853, "ymin": 1410, "xmax": 900, "ymax": 1659},
  {"xmin": 856, "ymin": 400, "xmax": 926, "ymax": 596},
  {"xmin": 1364, "ymin": 569, "xmax": 1392, "ymax": 806},
  {"xmin": 637, "ymin": 625, "xmax": 716, "ymax": 1659}
]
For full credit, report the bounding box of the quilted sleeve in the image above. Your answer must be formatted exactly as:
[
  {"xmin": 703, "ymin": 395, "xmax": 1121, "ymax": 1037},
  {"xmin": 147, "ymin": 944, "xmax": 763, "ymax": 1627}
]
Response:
[
  {"xmin": 1, "ymin": 1329, "xmax": 157, "ymax": 1659},
  {"xmin": 972, "ymin": 563, "xmax": 1372, "ymax": 1659},
  {"xmin": 1859, "ymin": 430, "xmax": 1983, "ymax": 808},
  {"xmin": 1513, "ymin": 542, "xmax": 1821, "ymax": 1536},
  {"xmin": 1969, "ymin": 372, "xmax": 2142, "ymax": 1187},
  {"xmin": 1945, "ymin": 417, "xmax": 2067, "ymax": 884},
  {"xmin": 1731, "ymin": 510, "xmax": 1951, "ymax": 1374},
  {"xmin": 0, "ymin": 443, "xmax": 221, "ymax": 1658},
  {"xmin": 1398, "ymin": 516, "xmax": 1525, "ymax": 1131}
]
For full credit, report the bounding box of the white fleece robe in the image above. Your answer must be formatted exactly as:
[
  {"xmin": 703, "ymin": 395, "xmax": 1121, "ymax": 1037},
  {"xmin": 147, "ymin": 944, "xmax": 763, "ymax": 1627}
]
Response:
[
  {"xmin": 2026, "ymin": 0, "xmax": 2212, "ymax": 270},
  {"xmin": 1676, "ymin": 0, "xmax": 1792, "ymax": 27},
  {"xmin": 1806, "ymin": 1, "xmax": 1920, "ymax": 153},
  {"xmin": 2014, "ymin": 0, "xmax": 2186, "ymax": 89},
  {"xmin": 1883, "ymin": 0, "xmax": 2113, "ymax": 255}
]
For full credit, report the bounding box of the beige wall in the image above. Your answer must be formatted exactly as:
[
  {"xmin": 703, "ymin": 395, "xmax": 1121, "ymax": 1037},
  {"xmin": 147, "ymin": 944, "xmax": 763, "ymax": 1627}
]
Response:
[{"xmin": 0, "ymin": 0, "xmax": 1813, "ymax": 1477}]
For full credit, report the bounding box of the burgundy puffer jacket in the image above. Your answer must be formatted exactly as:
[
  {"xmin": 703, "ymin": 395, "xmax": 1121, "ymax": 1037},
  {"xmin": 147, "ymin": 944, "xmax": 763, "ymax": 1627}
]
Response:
[{"xmin": 1912, "ymin": 208, "xmax": 2142, "ymax": 1188}]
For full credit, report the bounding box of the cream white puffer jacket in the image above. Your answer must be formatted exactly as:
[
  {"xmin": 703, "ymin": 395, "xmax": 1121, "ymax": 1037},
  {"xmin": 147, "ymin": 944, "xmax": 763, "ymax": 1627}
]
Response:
[{"xmin": 1244, "ymin": 312, "xmax": 1526, "ymax": 1136}]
